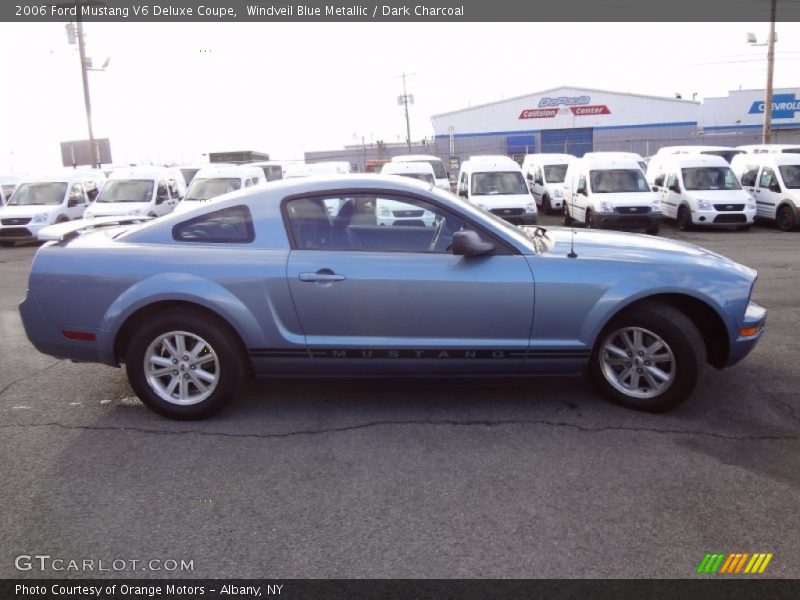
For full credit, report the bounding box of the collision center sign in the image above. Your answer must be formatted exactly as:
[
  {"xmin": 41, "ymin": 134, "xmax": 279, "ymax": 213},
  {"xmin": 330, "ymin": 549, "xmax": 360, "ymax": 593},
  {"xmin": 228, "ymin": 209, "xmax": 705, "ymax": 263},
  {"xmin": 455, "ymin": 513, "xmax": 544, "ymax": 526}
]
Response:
[{"xmin": 519, "ymin": 95, "xmax": 611, "ymax": 119}]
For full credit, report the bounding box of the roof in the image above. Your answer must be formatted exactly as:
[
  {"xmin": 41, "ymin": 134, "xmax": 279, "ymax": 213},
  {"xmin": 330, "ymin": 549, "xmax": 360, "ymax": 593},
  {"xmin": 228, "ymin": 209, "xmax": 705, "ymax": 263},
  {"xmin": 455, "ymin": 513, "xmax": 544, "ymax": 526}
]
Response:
[
  {"xmin": 193, "ymin": 165, "xmax": 264, "ymax": 179},
  {"xmin": 660, "ymin": 154, "xmax": 729, "ymax": 168},
  {"xmin": 107, "ymin": 166, "xmax": 181, "ymax": 180},
  {"xmin": 431, "ymin": 85, "xmax": 699, "ymax": 119}
]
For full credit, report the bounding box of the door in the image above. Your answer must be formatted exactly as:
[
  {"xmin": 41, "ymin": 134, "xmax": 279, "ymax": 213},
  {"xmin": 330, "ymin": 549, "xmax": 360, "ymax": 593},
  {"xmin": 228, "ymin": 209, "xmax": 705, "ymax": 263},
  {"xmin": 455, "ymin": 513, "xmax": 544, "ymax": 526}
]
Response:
[
  {"xmin": 283, "ymin": 192, "xmax": 535, "ymax": 375},
  {"xmin": 155, "ymin": 180, "xmax": 176, "ymax": 216},
  {"xmin": 662, "ymin": 173, "xmax": 682, "ymax": 219},
  {"xmin": 531, "ymin": 166, "xmax": 545, "ymax": 205},
  {"xmin": 755, "ymin": 167, "xmax": 780, "ymax": 219},
  {"xmin": 65, "ymin": 183, "xmax": 88, "ymax": 220}
]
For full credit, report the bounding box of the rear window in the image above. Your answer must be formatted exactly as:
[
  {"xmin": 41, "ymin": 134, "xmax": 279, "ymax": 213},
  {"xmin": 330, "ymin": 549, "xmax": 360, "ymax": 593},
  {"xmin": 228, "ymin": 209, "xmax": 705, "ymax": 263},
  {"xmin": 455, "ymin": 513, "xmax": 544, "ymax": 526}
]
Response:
[
  {"xmin": 543, "ymin": 164, "xmax": 568, "ymax": 183},
  {"xmin": 173, "ymin": 205, "xmax": 255, "ymax": 243}
]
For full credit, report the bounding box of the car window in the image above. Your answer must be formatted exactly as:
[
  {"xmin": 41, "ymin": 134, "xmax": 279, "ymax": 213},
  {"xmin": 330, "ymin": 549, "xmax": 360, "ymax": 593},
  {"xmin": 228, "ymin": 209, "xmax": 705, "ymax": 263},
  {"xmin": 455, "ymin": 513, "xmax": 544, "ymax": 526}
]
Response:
[
  {"xmin": 69, "ymin": 183, "xmax": 86, "ymax": 204},
  {"xmin": 172, "ymin": 205, "xmax": 255, "ymax": 243},
  {"xmin": 740, "ymin": 166, "xmax": 760, "ymax": 187},
  {"xmin": 666, "ymin": 173, "xmax": 678, "ymax": 189},
  {"xmin": 779, "ymin": 165, "xmax": 800, "ymax": 189},
  {"xmin": 284, "ymin": 193, "xmax": 498, "ymax": 254},
  {"xmin": 759, "ymin": 168, "xmax": 776, "ymax": 189},
  {"xmin": 589, "ymin": 169, "xmax": 649, "ymax": 193},
  {"xmin": 470, "ymin": 172, "xmax": 528, "ymax": 195}
]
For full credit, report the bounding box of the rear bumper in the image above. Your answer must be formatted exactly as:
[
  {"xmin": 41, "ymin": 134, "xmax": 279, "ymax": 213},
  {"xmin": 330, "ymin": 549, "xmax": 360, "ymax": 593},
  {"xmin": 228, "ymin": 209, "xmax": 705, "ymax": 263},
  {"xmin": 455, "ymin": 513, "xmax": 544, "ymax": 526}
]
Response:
[{"xmin": 725, "ymin": 300, "xmax": 767, "ymax": 367}]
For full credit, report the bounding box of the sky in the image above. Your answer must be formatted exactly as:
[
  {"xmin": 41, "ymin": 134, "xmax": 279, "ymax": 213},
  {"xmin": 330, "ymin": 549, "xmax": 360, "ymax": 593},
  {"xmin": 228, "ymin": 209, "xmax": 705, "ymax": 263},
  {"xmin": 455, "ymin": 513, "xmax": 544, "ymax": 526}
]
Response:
[{"xmin": 1, "ymin": 21, "xmax": 800, "ymax": 173}]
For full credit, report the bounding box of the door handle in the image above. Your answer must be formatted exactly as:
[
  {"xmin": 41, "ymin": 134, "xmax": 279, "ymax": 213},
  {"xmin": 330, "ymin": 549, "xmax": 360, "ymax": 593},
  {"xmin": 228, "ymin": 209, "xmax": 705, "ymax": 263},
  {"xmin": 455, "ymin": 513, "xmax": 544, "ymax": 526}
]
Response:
[
  {"xmin": 755, "ymin": 189, "xmax": 761, "ymax": 193},
  {"xmin": 299, "ymin": 271, "xmax": 346, "ymax": 283}
]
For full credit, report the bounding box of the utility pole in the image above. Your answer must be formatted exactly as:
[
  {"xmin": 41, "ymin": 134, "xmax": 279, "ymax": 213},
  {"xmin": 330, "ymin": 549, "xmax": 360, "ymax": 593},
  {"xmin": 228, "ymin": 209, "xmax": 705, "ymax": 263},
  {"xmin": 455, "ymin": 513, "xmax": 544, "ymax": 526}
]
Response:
[
  {"xmin": 75, "ymin": 19, "xmax": 99, "ymax": 168},
  {"xmin": 763, "ymin": 0, "xmax": 777, "ymax": 144},
  {"xmin": 397, "ymin": 73, "xmax": 414, "ymax": 153}
]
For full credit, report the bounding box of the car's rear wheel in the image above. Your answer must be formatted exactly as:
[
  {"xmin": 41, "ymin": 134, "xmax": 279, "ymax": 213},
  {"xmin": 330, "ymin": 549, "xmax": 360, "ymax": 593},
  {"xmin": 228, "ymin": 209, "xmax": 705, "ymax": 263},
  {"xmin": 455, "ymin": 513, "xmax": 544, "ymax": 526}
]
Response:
[
  {"xmin": 590, "ymin": 302, "xmax": 706, "ymax": 412},
  {"xmin": 677, "ymin": 206, "xmax": 693, "ymax": 231},
  {"xmin": 125, "ymin": 309, "xmax": 245, "ymax": 419},
  {"xmin": 584, "ymin": 209, "xmax": 594, "ymax": 229},
  {"xmin": 777, "ymin": 205, "xmax": 796, "ymax": 232},
  {"xmin": 542, "ymin": 195, "xmax": 552, "ymax": 215}
]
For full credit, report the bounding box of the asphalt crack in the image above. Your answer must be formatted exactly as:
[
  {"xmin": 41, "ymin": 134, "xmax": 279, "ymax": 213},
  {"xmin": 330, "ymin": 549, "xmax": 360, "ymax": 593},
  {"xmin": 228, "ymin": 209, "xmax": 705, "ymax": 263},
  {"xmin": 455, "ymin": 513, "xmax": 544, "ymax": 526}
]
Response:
[
  {"xmin": 0, "ymin": 418, "xmax": 796, "ymax": 442},
  {"xmin": 0, "ymin": 359, "xmax": 62, "ymax": 398}
]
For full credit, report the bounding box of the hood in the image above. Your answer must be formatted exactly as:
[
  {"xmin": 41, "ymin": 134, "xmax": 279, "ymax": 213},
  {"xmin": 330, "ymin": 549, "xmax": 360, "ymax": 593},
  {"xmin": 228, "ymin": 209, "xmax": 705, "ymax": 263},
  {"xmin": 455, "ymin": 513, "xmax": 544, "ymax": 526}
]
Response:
[
  {"xmin": 86, "ymin": 202, "xmax": 149, "ymax": 217},
  {"xmin": 592, "ymin": 191, "xmax": 657, "ymax": 206},
  {"xmin": 0, "ymin": 205, "xmax": 57, "ymax": 218},
  {"xmin": 540, "ymin": 226, "xmax": 756, "ymax": 277},
  {"xmin": 683, "ymin": 190, "xmax": 753, "ymax": 201},
  {"xmin": 474, "ymin": 193, "xmax": 534, "ymax": 208}
]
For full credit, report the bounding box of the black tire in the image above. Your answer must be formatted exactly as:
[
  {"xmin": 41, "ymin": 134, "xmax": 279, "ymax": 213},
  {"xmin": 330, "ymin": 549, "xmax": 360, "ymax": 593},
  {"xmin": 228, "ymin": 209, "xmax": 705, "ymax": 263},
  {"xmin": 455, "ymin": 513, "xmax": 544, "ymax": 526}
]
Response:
[
  {"xmin": 736, "ymin": 225, "xmax": 751, "ymax": 232},
  {"xmin": 777, "ymin": 205, "xmax": 796, "ymax": 232},
  {"xmin": 645, "ymin": 226, "xmax": 660, "ymax": 236},
  {"xmin": 589, "ymin": 301, "xmax": 706, "ymax": 413},
  {"xmin": 542, "ymin": 195, "xmax": 552, "ymax": 215},
  {"xmin": 677, "ymin": 206, "xmax": 693, "ymax": 231},
  {"xmin": 55, "ymin": 215, "xmax": 69, "ymax": 224},
  {"xmin": 562, "ymin": 204, "xmax": 574, "ymax": 226},
  {"xmin": 0, "ymin": 241, "xmax": 14, "ymax": 248},
  {"xmin": 125, "ymin": 308, "xmax": 246, "ymax": 419},
  {"xmin": 584, "ymin": 209, "xmax": 594, "ymax": 229}
]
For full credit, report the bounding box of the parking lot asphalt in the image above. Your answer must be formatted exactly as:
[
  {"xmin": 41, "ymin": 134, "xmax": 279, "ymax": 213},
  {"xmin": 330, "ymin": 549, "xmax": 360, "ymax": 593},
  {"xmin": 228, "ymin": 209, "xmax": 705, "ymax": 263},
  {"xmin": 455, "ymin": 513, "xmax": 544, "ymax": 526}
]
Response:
[{"xmin": 0, "ymin": 216, "xmax": 798, "ymax": 579}]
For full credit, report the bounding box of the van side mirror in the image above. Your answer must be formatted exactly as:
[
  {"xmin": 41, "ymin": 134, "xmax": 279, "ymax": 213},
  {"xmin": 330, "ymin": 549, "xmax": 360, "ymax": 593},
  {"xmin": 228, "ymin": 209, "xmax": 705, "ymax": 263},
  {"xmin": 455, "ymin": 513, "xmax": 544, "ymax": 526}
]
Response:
[
  {"xmin": 651, "ymin": 186, "xmax": 659, "ymax": 193},
  {"xmin": 452, "ymin": 230, "xmax": 495, "ymax": 256},
  {"xmin": 770, "ymin": 181, "xmax": 782, "ymax": 193},
  {"xmin": 577, "ymin": 185, "xmax": 587, "ymax": 196},
  {"xmin": 668, "ymin": 183, "xmax": 681, "ymax": 193},
  {"xmin": 67, "ymin": 197, "xmax": 79, "ymax": 208},
  {"xmin": 458, "ymin": 189, "xmax": 468, "ymax": 198}
]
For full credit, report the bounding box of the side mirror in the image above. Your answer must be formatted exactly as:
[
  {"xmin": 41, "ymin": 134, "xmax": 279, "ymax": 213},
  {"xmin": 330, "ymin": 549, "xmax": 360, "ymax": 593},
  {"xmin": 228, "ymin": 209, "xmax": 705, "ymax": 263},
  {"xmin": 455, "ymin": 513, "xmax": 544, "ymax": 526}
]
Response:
[
  {"xmin": 452, "ymin": 230, "xmax": 494, "ymax": 256},
  {"xmin": 651, "ymin": 186, "xmax": 659, "ymax": 192},
  {"xmin": 669, "ymin": 183, "xmax": 681, "ymax": 193},
  {"xmin": 577, "ymin": 186, "xmax": 587, "ymax": 196},
  {"xmin": 535, "ymin": 177, "xmax": 543, "ymax": 186},
  {"xmin": 67, "ymin": 197, "xmax": 79, "ymax": 208},
  {"xmin": 770, "ymin": 182, "xmax": 782, "ymax": 193},
  {"xmin": 156, "ymin": 194, "xmax": 168, "ymax": 204},
  {"xmin": 458, "ymin": 189, "xmax": 468, "ymax": 198}
]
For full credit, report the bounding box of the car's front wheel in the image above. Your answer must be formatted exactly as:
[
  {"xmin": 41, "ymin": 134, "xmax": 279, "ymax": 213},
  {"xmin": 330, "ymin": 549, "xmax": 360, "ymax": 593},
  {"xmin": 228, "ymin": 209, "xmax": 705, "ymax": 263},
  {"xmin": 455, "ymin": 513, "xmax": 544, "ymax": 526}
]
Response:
[
  {"xmin": 777, "ymin": 205, "xmax": 796, "ymax": 232},
  {"xmin": 125, "ymin": 308, "xmax": 246, "ymax": 419},
  {"xmin": 677, "ymin": 206, "xmax": 693, "ymax": 231},
  {"xmin": 542, "ymin": 195, "xmax": 552, "ymax": 215},
  {"xmin": 590, "ymin": 302, "xmax": 706, "ymax": 412},
  {"xmin": 562, "ymin": 204, "xmax": 574, "ymax": 226}
]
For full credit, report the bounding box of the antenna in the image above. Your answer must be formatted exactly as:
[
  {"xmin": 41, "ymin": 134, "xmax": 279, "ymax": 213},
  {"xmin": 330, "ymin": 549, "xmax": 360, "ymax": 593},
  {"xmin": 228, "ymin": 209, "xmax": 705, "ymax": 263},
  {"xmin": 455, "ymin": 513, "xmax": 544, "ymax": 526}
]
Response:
[{"xmin": 566, "ymin": 166, "xmax": 578, "ymax": 259}]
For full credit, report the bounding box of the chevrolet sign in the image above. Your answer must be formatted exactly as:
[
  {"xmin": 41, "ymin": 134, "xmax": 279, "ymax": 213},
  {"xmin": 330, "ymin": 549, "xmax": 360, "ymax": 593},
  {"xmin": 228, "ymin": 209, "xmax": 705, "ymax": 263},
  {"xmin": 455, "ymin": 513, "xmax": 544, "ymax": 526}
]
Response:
[{"xmin": 748, "ymin": 94, "xmax": 800, "ymax": 119}]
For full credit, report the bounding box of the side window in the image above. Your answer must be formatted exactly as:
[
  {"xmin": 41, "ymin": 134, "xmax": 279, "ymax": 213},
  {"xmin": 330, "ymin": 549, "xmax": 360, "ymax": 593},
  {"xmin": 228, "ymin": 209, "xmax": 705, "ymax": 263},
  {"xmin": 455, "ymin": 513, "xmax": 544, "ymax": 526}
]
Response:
[
  {"xmin": 458, "ymin": 172, "xmax": 467, "ymax": 193},
  {"xmin": 653, "ymin": 173, "xmax": 665, "ymax": 187},
  {"xmin": 666, "ymin": 173, "xmax": 678, "ymax": 190},
  {"xmin": 577, "ymin": 175, "xmax": 587, "ymax": 193},
  {"xmin": 244, "ymin": 178, "xmax": 253, "ymax": 187},
  {"xmin": 741, "ymin": 166, "xmax": 759, "ymax": 187},
  {"xmin": 173, "ymin": 205, "xmax": 255, "ymax": 243},
  {"xmin": 759, "ymin": 168, "xmax": 775, "ymax": 189},
  {"xmin": 156, "ymin": 181, "xmax": 169, "ymax": 202},
  {"xmin": 284, "ymin": 193, "xmax": 498, "ymax": 254},
  {"xmin": 68, "ymin": 183, "xmax": 85, "ymax": 205}
]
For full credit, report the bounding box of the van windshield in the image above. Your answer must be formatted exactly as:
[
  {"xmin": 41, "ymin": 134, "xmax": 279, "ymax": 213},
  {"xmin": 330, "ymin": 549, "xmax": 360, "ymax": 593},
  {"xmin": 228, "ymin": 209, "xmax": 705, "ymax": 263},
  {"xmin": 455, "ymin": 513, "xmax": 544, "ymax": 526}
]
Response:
[
  {"xmin": 399, "ymin": 173, "xmax": 435, "ymax": 185},
  {"xmin": 681, "ymin": 167, "xmax": 741, "ymax": 191},
  {"xmin": 96, "ymin": 180, "xmax": 154, "ymax": 203},
  {"xmin": 543, "ymin": 164, "xmax": 568, "ymax": 183},
  {"xmin": 262, "ymin": 166, "xmax": 283, "ymax": 181},
  {"xmin": 589, "ymin": 170, "xmax": 649, "ymax": 193},
  {"xmin": 185, "ymin": 178, "xmax": 242, "ymax": 201},
  {"xmin": 7, "ymin": 182, "xmax": 67, "ymax": 206},
  {"xmin": 471, "ymin": 172, "xmax": 528, "ymax": 195},
  {"xmin": 779, "ymin": 165, "xmax": 800, "ymax": 189}
]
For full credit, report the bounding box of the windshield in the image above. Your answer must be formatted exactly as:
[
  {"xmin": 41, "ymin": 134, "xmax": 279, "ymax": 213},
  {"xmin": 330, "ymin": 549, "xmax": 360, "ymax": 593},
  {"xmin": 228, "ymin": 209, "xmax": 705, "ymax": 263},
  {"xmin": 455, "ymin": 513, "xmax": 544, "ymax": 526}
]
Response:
[
  {"xmin": 262, "ymin": 166, "xmax": 283, "ymax": 181},
  {"xmin": 8, "ymin": 182, "xmax": 67, "ymax": 206},
  {"xmin": 779, "ymin": 165, "xmax": 800, "ymax": 189},
  {"xmin": 423, "ymin": 160, "xmax": 447, "ymax": 179},
  {"xmin": 543, "ymin": 164, "xmax": 568, "ymax": 183},
  {"xmin": 702, "ymin": 150, "xmax": 743, "ymax": 164},
  {"xmin": 471, "ymin": 171, "xmax": 528, "ymax": 195},
  {"xmin": 185, "ymin": 177, "xmax": 242, "ymax": 201},
  {"xmin": 399, "ymin": 173, "xmax": 435, "ymax": 185},
  {"xmin": 681, "ymin": 167, "xmax": 741, "ymax": 191},
  {"xmin": 589, "ymin": 169, "xmax": 650, "ymax": 193},
  {"xmin": 180, "ymin": 168, "xmax": 200, "ymax": 185},
  {"xmin": 96, "ymin": 180, "xmax": 154, "ymax": 203}
]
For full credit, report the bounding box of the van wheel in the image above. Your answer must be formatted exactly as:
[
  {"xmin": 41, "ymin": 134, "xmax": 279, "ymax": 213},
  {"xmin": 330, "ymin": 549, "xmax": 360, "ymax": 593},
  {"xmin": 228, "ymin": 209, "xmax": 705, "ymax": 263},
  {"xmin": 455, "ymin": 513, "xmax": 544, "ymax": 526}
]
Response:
[
  {"xmin": 677, "ymin": 206, "xmax": 693, "ymax": 231},
  {"xmin": 125, "ymin": 308, "xmax": 246, "ymax": 420},
  {"xmin": 584, "ymin": 209, "xmax": 594, "ymax": 229},
  {"xmin": 542, "ymin": 196, "xmax": 552, "ymax": 215},
  {"xmin": 590, "ymin": 301, "xmax": 706, "ymax": 412},
  {"xmin": 645, "ymin": 226, "xmax": 660, "ymax": 236},
  {"xmin": 562, "ymin": 205, "xmax": 574, "ymax": 226},
  {"xmin": 777, "ymin": 205, "xmax": 797, "ymax": 232}
]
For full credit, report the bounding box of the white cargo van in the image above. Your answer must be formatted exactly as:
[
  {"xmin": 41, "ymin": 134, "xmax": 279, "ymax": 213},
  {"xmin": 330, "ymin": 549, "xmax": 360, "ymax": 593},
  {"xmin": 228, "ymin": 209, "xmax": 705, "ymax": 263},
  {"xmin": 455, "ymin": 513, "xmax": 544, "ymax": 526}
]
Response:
[
  {"xmin": 174, "ymin": 165, "xmax": 265, "ymax": 215},
  {"xmin": 376, "ymin": 162, "xmax": 438, "ymax": 226},
  {"xmin": 457, "ymin": 157, "xmax": 538, "ymax": 225},
  {"xmin": 737, "ymin": 144, "xmax": 800, "ymax": 155},
  {"xmin": 562, "ymin": 156, "xmax": 661, "ymax": 234},
  {"xmin": 85, "ymin": 167, "xmax": 185, "ymax": 219},
  {"xmin": 0, "ymin": 170, "xmax": 106, "ymax": 246},
  {"xmin": 652, "ymin": 154, "xmax": 755, "ymax": 231},
  {"xmin": 391, "ymin": 154, "xmax": 450, "ymax": 191},
  {"xmin": 520, "ymin": 153, "xmax": 573, "ymax": 214},
  {"xmin": 248, "ymin": 161, "xmax": 298, "ymax": 182},
  {"xmin": 284, "ymin": 161, "xmax": 352, "ymax": 179},
  {"xmin": 730, "ymin": 153, "xmax": 800, "ymax": 231}
]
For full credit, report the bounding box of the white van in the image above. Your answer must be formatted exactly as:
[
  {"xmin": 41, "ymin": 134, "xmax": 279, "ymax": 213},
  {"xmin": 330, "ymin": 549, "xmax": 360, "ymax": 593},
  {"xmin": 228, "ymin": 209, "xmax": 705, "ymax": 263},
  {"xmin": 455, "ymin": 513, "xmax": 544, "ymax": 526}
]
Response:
[
  {"xmin": 174, "ymin": 165, "xmax": 266, "ymax": 215},
  {"xmin": 85, "ymin": 167, "xmax": 185, "ymax": 219},
  {"xmin": 0, "ymin": 170, "xmax": 106, "ymax": 246},
  {"xmin": 583, "ymin": 152, "xmax": 647, "ymax": 173},
  {"xmin": 457, "ymin": 157, "xmax": 538, "ymax": 225},
  {"xmin": 520, "ymin": 153, "xmax": 573, "ymax": 214},
  {"xmin": 730, "ymin": 153, "xmax": 800, "ymax": 231},
  {"xmin": 651, "ymin": 154, "xmax": 755, "ymax": 231},
  {"xmin": 248, "ymin": 160, "xmax": 298, "ymax": 182},
  {"xmin": 376, "ymin": 162, "xmax": 438, "ymax": 226},
  {"xmin": 562, "ymin": 156, "xmax": 661, "ymax": 234},
  {"xmin": 391, "ymin": 154, "xmax": 450, "ymax": 191},
  {"xmin": 737, "ymin": 144, "xmax": 800, "ymax": 155}
]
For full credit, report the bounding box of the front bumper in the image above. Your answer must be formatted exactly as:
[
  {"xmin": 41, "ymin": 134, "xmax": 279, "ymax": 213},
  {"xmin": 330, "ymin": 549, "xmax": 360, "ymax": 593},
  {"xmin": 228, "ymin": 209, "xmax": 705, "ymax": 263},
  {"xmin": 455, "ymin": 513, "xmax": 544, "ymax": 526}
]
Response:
[
  {"xmin": 691, "ymin": 208, "xmax": 756, "ymax": 227},
  {"xmin": 726, "ymin": 300, "xmax": 767, "ymax": 367},
  {"xmin": 593, "ymin": 212, "xmax": 661, "ymax": 230},
  {"xmin": 0, "ymin": 221, "xmax": 47, "ymax": 241}
]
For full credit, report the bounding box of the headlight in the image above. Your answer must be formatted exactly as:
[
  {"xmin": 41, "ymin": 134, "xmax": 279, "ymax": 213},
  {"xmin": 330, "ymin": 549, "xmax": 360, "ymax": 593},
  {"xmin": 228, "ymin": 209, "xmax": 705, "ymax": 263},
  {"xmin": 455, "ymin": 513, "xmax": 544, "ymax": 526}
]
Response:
[
  {"xmin": 651, "ymin": 198, "xmax": 662, "ymax": 211},
  {"xmin": 553, "ymin": 189, "xmax": 564, "ymax": 198},
  {"xmin": 31, "ymin": 212, "xmax": 50, "ymax": 223},
  {"xmin": 746, "ymin": 201, "xmax": 756, "ymax": 210},
  {"xmin": 524, "ymin": 203, "xmax": 537, "ymax": 214},
  {"xmin": 127, "ymin": 208, "xmax": 142, "ymax": 216},
  {"xmin": 696, "ymin": 199, "xmax": 712, "ymax": 210},
  {"xmin": 600, "ymin": 201, "xmax": 614, "ymax": 213}
]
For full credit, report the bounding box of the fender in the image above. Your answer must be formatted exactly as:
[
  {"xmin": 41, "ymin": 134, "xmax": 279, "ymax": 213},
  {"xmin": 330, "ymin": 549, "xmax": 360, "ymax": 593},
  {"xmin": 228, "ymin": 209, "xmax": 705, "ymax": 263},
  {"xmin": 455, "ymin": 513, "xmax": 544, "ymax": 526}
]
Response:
[{"xmin": 94, "ymin": 273, "xmax": 269, "ymax": 365}]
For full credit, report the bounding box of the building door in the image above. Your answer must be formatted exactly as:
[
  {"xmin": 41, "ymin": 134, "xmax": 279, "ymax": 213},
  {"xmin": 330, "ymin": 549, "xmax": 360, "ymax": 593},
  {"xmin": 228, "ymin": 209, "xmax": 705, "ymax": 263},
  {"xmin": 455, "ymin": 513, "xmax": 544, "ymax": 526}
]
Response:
[{"xmin": 541, "ymin": 128, "xmax": 593, "ymax": 157}]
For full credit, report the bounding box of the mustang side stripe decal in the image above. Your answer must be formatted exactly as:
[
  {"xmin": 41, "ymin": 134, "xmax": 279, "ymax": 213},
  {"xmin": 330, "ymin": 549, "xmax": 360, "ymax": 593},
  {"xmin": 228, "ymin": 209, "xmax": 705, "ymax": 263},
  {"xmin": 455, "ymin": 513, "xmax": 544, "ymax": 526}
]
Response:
[{"xmin": 249, "ymin": 349, "xmax": 591, "ymax": 360}]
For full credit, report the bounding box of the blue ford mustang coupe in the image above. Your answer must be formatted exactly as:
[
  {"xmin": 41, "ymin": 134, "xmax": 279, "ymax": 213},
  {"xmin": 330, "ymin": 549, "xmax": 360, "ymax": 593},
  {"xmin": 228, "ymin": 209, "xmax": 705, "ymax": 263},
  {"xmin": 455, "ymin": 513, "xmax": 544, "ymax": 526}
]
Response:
[{"xmin": 19, "ymin": 175, "xmax": 766, "ymax": 419}]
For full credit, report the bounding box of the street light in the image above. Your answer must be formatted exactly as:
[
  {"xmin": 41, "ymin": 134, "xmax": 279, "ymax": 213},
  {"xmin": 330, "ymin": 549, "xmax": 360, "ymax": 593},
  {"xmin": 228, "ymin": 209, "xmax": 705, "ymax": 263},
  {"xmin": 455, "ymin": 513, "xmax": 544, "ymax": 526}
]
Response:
[{"xmin": 747, "ymin": 0, "xmax": 778, "ymax": 144}]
